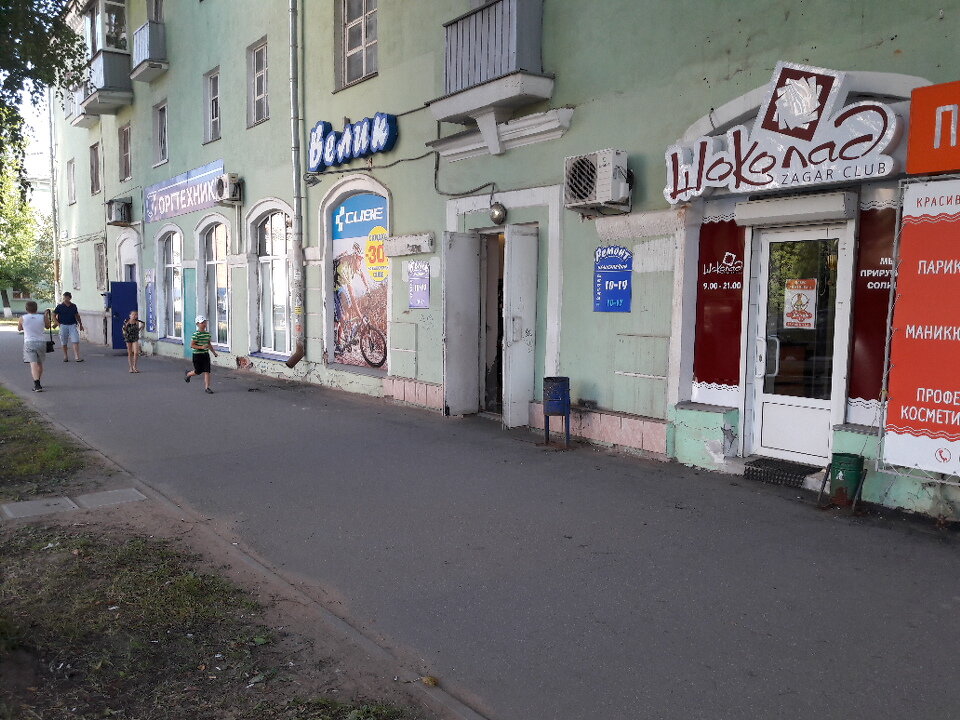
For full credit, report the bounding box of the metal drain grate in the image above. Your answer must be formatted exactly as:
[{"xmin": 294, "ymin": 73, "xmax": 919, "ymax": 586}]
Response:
[{"xmin": 743, "ymin": 457, "xmax": 821, "ymax": 488}]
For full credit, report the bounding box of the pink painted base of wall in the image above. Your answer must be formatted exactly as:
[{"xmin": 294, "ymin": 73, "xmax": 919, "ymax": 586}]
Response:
[
  {"xmin": 384, "ymin": 377, "xmax": 444, "ymax": 412},
  {"xmin": 528, "ymin": 402, "xmax": 668, "ymax": 457}
]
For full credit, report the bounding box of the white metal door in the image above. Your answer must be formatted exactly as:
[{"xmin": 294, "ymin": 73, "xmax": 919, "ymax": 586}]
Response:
[
  {"xmin": 748, "ymin": 224, "xmax": 853, "ymax": 463},
  {"xmin": 442, "ymin": 231, "xmax": 482, "ymax": 416},
  {"xmin": 502, "ymin": 224, "xmax": 539, "ymax": 428}
]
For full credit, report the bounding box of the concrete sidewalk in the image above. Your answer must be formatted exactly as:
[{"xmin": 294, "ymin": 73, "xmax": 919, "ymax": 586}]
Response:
[{"xmin": 2, "ymin": 326, "xmax": 959, "ymax": 720}]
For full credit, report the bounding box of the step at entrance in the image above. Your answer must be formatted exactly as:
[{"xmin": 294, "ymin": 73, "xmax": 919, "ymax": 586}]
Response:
[{"xmin": 743, "ymin": 457, "xmax": 822, "ymax": 488}]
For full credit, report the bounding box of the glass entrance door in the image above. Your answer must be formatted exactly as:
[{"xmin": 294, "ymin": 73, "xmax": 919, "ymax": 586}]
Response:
[{"xmin": 750, "ymin": 225, "xmax": 847, "ymax": 462}]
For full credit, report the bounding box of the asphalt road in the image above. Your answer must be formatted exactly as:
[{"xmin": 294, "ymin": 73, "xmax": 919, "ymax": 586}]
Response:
[{"xmin": 2, "ymin": 326, "xmax": 959, "ymax": 720}]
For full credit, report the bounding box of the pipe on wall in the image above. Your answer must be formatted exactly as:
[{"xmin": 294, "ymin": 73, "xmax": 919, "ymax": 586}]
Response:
[{"xmin": 286, "ymin": 0, "xmax": 306, "ymax": 367}]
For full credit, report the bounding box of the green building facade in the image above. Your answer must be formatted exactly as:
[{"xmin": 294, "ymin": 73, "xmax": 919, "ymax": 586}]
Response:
[{"xmin": 53, "ymin": 0, "xmax": 960, "ymax": 519}]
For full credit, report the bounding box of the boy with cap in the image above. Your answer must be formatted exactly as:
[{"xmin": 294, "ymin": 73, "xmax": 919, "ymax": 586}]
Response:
[{"xmin": 184, "ymin": 315, "xmax": 218, "ymax": 393}]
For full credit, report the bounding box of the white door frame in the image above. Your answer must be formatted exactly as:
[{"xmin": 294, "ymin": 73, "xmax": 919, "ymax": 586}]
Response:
[{"xmin": 742, "ymin": 221, "xmax": 856, "ymax": 463}]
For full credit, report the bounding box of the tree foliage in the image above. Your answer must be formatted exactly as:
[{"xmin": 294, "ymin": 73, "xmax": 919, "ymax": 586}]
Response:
[
  {"xmin": 0, "ymin": 0, "xmax": 86, "ymax": 193},
  {"xmin": 0, "ymin": 161, "xmax": 54, "ymax": 306}
]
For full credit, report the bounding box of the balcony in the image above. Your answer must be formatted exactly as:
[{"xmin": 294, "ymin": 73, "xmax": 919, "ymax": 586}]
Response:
[
  {"xmin": 428, "ymin": 0, "xmax": 553, "ymax": 155},
  {"xmin": 130, "ymin": 21, "xmax": 168, "ymax": 82},
  {"xmin": 81, "ymin": 49, "xmax": 133, "ymax": 115},
  {"xmin": 70, "ymin": 87, "xmax": 98, "ymax": 128}
]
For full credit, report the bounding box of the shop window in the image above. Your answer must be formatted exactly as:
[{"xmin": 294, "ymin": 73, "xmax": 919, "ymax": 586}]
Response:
[
  {"xmin": 338, "ymin": 0, "xmax": 377, "ymax": 87},
  {"xmin": 204, "ymin": 223, "xmax": 229, "ymax": 346},
  {"xmin": 256, "ymin": 211, "xmax": 290, "ymax": 353},
  {"xmin": 247, "ymin": 39, "xmax": 269, "ymax": 126},
  {"xmin": 161, "ymin": 231, "xmax": 183, "ymax": 339},
  {"xmin": 118, "ymin": 124, "xmax": 131, "ymax": 181}
]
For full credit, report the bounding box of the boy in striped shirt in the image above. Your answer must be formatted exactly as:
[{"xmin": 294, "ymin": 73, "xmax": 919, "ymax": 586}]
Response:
[{"xmin": 184, "ymin": 315, "xmax": 219, "ymax": 394}]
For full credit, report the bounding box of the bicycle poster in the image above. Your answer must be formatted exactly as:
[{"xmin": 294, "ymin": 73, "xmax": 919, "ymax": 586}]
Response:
[{"xmin": 332, "ymin": 193, "xmax": 390, "ymax": 370}]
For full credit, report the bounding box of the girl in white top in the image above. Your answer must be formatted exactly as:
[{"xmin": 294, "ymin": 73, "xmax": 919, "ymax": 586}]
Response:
[{"xmin": 18, "ymin": 301, "xmax": 51, "ymax": 392}]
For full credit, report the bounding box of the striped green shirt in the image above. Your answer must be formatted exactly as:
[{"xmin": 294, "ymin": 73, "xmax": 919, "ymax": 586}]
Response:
[{"xmin": 191, "ymin": 330, "xmax": 212, "ymax": 354}]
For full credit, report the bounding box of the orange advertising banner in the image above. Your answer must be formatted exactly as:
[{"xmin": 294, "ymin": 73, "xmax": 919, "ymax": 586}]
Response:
[
  {"xmin": 907, "ymin": 80, "xmax": 960, "ymax": 175},
  {"xmin": 884, "ymin": 179, "xmax": 960, "ymax": 474}
]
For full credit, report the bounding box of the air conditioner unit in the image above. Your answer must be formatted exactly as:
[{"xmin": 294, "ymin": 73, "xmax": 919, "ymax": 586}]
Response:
[
  {"xmin": 106, "ymin": 197, "xmax": 133, "ymax": 226},
  {"xmin": 563, "ymin": 149, "xmax": 632, "ymax": 215},
  {"xmin": 214, "ymin": 173, "xmax": 242, "ymax": 203}
]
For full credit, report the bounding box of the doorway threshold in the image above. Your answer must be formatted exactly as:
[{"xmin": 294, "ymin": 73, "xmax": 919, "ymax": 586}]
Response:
[
  {"xmin": 743, "ymin": 456, "xmax": 824, "ymax": 489},
  {"xmin": 477, "ymin": 411, "xmax": 502, "ymax": 422}
]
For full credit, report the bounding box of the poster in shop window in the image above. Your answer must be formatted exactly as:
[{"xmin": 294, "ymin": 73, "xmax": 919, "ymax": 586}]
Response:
[
  {"xmin": 783, "ymin": 279, "xmax": 817, "ymax": 329},
  {"xmin": 884, "ymin": 179, "xmax": 960, "ymax": 476},
  {"xmin": 332, "ymin": 193, "xmax": 389, "ymax": 370}
]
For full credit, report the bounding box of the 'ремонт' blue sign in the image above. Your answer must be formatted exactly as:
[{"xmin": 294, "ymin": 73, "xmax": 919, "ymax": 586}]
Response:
[{"xmin": 594, "ymin": 245, "xmax": 633, "ymax": 312}]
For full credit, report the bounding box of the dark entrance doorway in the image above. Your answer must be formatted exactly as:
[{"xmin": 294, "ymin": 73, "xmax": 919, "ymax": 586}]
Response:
[{"xmin": 481, "ymin": 232, "xmax": 505, "ymax": 413}]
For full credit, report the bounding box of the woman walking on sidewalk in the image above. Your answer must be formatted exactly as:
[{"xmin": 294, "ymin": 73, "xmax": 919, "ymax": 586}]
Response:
[
  {"xmin": 122, "ymin": 310, "xmax": 146, "ymax": 373},
  {"xmin": 18, "ymin": 301, "xmax": 52, "ymax": 392},
  {"xmin": 184, "ymin": 315, "xmax": 218, "ymax": 393}
]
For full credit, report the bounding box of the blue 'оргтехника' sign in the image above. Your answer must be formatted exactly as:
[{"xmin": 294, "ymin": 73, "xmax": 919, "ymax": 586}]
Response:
[
  {"xmin": 144, "ymin": 160, "xmax": 224, "ymax": 224},
  {"xmin": 594, "ymin": 245, "xmax": 633, "ymax": 312}
]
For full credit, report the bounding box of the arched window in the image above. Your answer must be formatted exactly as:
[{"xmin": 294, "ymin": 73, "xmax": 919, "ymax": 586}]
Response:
[
  {"xmin": 161, "ymin": 231, "xmax": 183, "ymax": 339},
  {"xmin": 256, "ymin": 211, "xmax": 290, "ymax": 353},
  {"xmin": 203, "ymin": 223, "xmax": 229, "ymax": 346}
]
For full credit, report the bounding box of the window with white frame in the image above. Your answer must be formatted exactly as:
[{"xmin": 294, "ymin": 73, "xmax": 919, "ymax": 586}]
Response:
[
  {"xmin": 256, "ymin": 211, "xmax": 290, "ymax": 353},
  {"xmin": 204, "ymin": 69, "xmax": 221, "ymax": 142},
  {"xmin": 71, "ymin": 247, "xmax": 81, "ymax": 289},
  {"xmin": 161, "ymin": 231, "xmax": 183, "ymax": 339},
  {"xmin": 83, "ymin": 0, "xmax": 128, "ymax": 55},
  {"xmin": 154, "ymin": 101, "xmax": 168, "ymax": 164},
  {"xmin": 247, "ymin": 40, "xmax": 269, "ymax": 126},
  {"xmin": 89, "ymin": 142, "xmax": 101, "ymax": 194},
  {"xmin": 94, "ymin": 241, "xmax": 107, "ymax": 290},
  {"xmin": 343, "ymin": 0, "xmax": 377, "ymax": 86},
  {"xmin": 66, "ymin": 159, "xmax": 76, "ymax": 204},
  {"xmin": 204, "ymin": 223, "xmax": 229, "ymax": 346},
  {"xmin": 118, "ymin": 124, "xmax": 131, "ymax": 181}
]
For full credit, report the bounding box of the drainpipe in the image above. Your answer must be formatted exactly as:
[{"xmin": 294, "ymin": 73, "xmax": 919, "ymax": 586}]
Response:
[{"xmin": 285, "ymin": 0, "xmax": 306, "ymax": 367}]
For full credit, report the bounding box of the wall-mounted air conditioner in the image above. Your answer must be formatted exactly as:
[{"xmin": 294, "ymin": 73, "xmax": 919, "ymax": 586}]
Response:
[
  {"xmin": 214, "ymin": 173, "xmax": 242, "ymax": 203},
  {"xmin": 563, "ymin": 149, "xmax": 632, "ymax": 216},
  {"xmin": 106, "ymin": 197, "xmax": 133, "ymax": 226}
]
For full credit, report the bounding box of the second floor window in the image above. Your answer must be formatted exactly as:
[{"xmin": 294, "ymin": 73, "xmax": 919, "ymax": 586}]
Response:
[
  {"xmin": 248, "ymin": 40, "xmax": 268, "ymax": 125},
  {"xmin": 204, "ymin": 69, "xmax": 221, "ymax": 142},
  {"xmin": 154, "ymin": 102, "xmax": 168, "ymax": 164},
  {"xmin": 343, "ymin": 0, "xmax": 377, "ymax": 85},
  {"xmin": 89, "ymin": 143, "xmax": 101, "ymax": 195},
  {"xmin": 66, "ymin": 159, "xmax": 76, "ymax": 204},
  {"xmin": 118, "ymin": 124, "xmax": 131, "ymax": 181}
]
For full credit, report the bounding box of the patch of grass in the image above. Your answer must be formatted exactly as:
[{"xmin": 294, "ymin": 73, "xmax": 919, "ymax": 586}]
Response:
[
  {"xmin": 0, "ymin": 385, "xmax": 84, "ymax": 500},
  {"xmin": 0, "ymin": 526, "xmax": 420, "ymax": 720},
  {"xmin": 0, "ymin": 317, "xmax": 20, "ymax": 325}
]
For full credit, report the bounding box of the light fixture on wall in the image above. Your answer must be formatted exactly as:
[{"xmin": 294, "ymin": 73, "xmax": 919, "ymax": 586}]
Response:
[
  {"xmin": 489, "ymin": 202, "xmax": 507, "ymax": 225},
  {"xmin": 304, "ymin": 173, "xmax": 321, "ymax": 187}
]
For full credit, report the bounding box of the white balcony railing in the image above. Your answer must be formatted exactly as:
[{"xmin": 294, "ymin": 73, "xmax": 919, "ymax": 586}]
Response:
[{"xmin": 443, "ymin": 0, "xmax": 544, "ymax": 96}]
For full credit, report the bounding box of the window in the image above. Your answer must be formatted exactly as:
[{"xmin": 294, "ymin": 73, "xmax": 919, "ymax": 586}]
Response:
[
  {"xmin": 89, "ymin": 143, "xmax": 101, "ymax": 194},
  {"xmin": 71, "ymin": 248, "xmax": 81, "ymax": 290},
  {"xmin": 83, "ymin": 0, "xmax": 128, "ymax": 55},
  {"xmin": 154, "ymin": 101, "xmax": 168, "ymax": 164},
  {"xmin": 256, "ymin": 211, "xmax": 290, "ymax": 353},
  {"xmin": 248, "ymin": 40, "xmax": 269, "ymax": 125},
  {"xmin": 148, "ymin": 0, "xmax": 163, "ymax": 22},
  {"xmin": 66, "ymin": 159, "xmax": 76, "ymax": 204},
  {"xmin": 204, "ymin": 223, "xmax": 229, "ymax": 346},
  {"xmin": 12, "ymin": 290, "xmax": 29, "ymax": 300},
  {"xmin": 204, "ymin": 69, "xmax": 221, "ymax": 142},
  {"xmin": 162, "ymin": 231, "xmax": 183, "ymax": 339},
  {"xmin": 343, "ymin": 0, "xmax": 377, "ymax": 86},
  {"xmin": 94, "ymin": 241, "xmax": 107, "ymax": 291},
  {"xmin": 118, "ymin": 124, "xmax": 131, "ymax": 180}
]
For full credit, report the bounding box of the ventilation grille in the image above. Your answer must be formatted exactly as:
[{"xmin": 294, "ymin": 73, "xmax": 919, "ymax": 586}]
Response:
[{"xmin": 565, "ymin": 155, "xmax": 598, "ymax": 205}]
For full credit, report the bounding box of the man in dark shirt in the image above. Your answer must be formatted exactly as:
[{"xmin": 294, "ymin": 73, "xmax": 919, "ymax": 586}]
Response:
[{"xmin": 53, "ymin": 292, "xmax": 85, "ymax": 362}]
